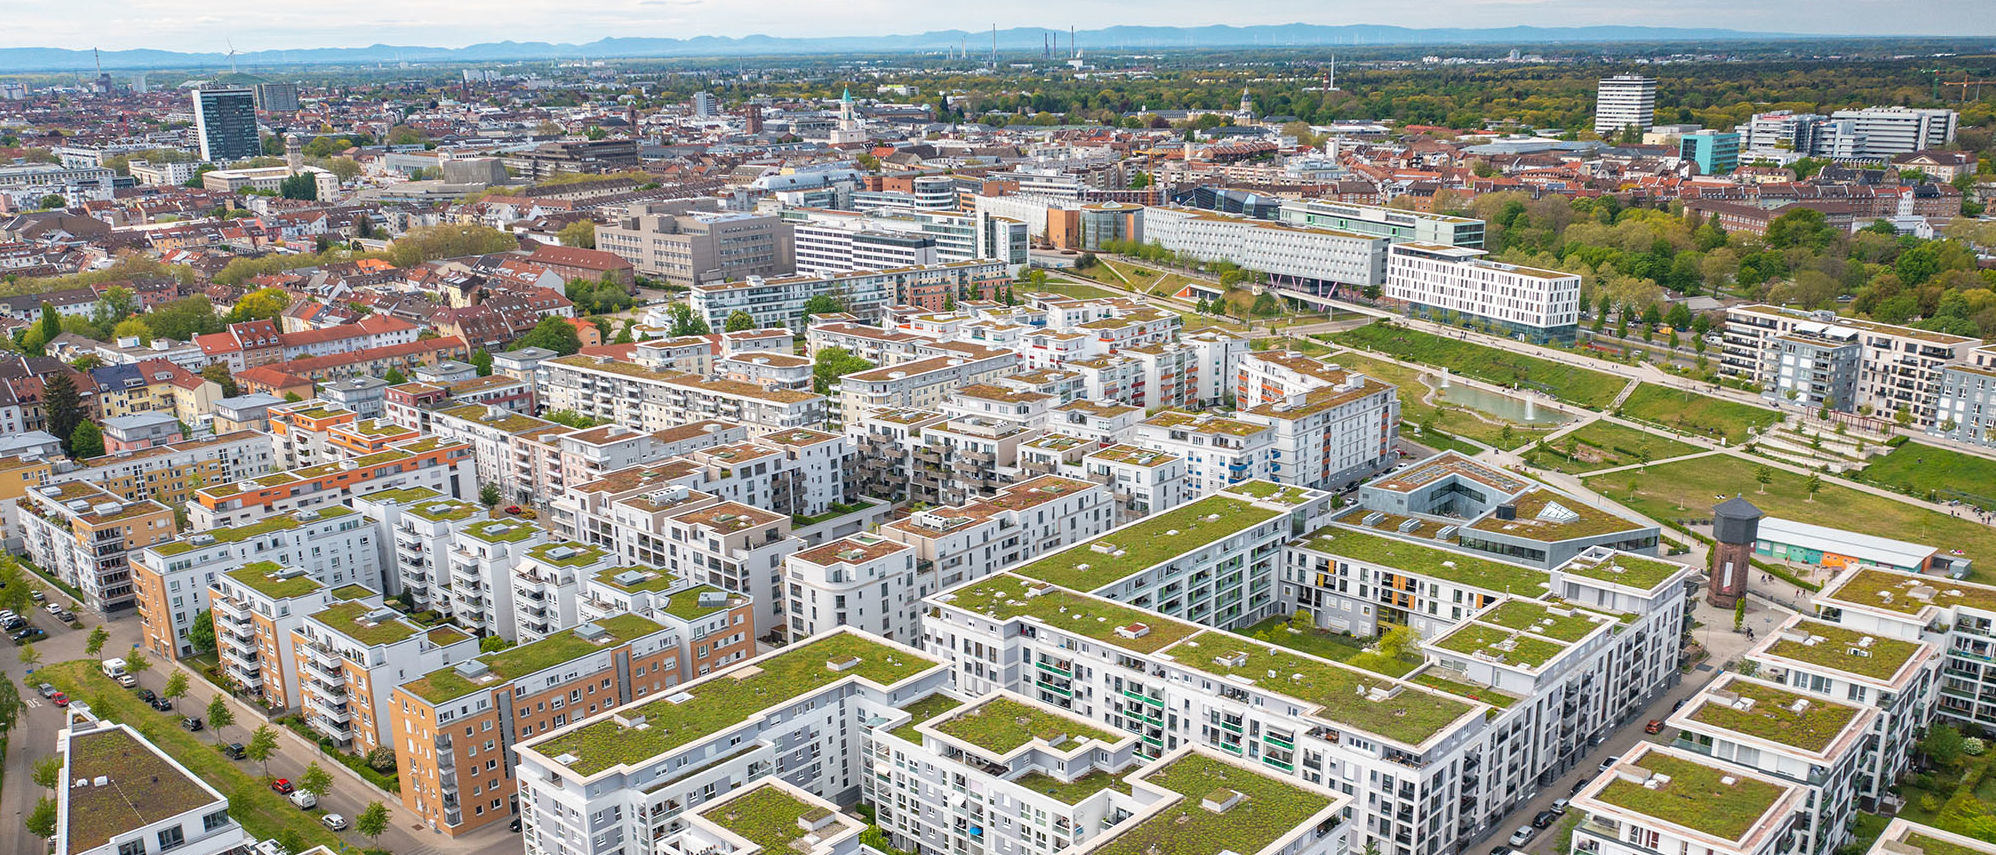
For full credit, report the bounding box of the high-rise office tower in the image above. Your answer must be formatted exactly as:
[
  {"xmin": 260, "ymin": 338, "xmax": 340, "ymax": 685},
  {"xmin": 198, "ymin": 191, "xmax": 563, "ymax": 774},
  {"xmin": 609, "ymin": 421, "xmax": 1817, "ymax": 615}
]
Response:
[
  {"xmin": 1594, "ymin": 74, "xmax": 1656, "ymax": 137},
  {"xmin": 192, "ymin": 87, "xmax": 259, "ymax": 162},
  {"xmin": 253, "ymin": 82, "xmax": 300, "ymax": 112}
]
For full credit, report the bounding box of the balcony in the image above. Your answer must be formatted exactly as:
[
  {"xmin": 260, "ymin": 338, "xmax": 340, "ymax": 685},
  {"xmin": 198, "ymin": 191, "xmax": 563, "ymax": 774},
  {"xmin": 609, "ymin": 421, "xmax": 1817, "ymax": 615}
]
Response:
[
  {"xmin": 304, "ymin": 693, "xmax": 350, "ymax": 722},
  {"xmin": 309, "ymin": 716, "xmax": 354, "ymax": 743}
]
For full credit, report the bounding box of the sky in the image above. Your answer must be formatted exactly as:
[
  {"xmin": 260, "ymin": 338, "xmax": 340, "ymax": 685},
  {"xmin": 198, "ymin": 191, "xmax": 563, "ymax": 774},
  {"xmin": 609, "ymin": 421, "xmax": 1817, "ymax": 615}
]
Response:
[{"xmin": 4, "ymin": 0, "xmax": 1993, "ymax": 52}]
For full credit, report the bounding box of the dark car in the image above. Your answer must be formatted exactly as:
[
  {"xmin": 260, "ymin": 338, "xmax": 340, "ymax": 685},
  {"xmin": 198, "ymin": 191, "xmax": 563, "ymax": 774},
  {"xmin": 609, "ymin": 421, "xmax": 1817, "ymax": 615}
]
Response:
[
  {"xmin": 1, "ymin": 617, "xmax": 24, "ymax": 632},
  {"xmin": 135, "ymin": 688, "xmax": 156, "ymax": 703},
  {"xmin": 52, "ymin": 610, "xmax": 73, "ymax": 623},
  {"xmin": 222, "ymin": 743, "xmax": 247, "ymax": 760},
  {"xmin": 11, "ymin": 627, "xmax": 44, "ymax": 642},
  {"xmin": 150, "ymin": 697, "xmax": 174, "ymax": 712},
  {"xmin": 182, "ymin": 717, "xmax": 204, "ymax": 731},
  {"xmin": 270, "ymin": 778, "xmax": 294, "ymax": 795},
  {"xmin": 509, "ymin": 818, "xmax": 522, "ymax": 833},
  {"xmin": 1532, "ymin": 810, "xmax": 1559, "ymax": 829}
]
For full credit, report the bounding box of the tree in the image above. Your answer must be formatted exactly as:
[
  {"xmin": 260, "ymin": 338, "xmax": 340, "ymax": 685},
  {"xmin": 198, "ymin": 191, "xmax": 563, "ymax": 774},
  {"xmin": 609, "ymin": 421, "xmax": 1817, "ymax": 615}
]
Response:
[
  {"xmin": 514, "ymin": 316, "xmax": 583, "ymax": 355},
  {"xmin": 812, "ymin": 347, "xmax": 875, "ymax": 394},
  {"xmin": 187, "ymin": 610, "xmax": 215, "ymax": 655},
  {"xmin": 206, "ymin": 694, "xmax": 234, "ymax": 742},
  {"xmin": 229, "ymin": 287, "xmax": 292, "ymax": 323},
  {"xmin": 1804, "ymin": 472, "xmax": 1823, "ymax": 502},
  {"xmin": 85, "ymin": 625, "xmax": 109, "ymax": 658},
  {"xmin": 246, "ymin": 725, "xmax": 279, "ymax": 775},
  {"xmin": 43, "ymin": 373, "xmax": 80, "ymax": 453},
  {"xmin": 69, "ymin": 422, "xmax": 104, "ymax": 459},
  {"xmin": 33, "ymin": 754, "xmax": 62, "ymax": 789},
  {"xmin": 298, "ymin": 761, "xmax": 333, "ymax": 799},
  {"xmin": 0, "ymin": 676, "xmax": 21, "ymax": 737},
  {"xmin": 724, "ymin": 310, "xmax": 757, "ymax": 332},
  {"xmin": 557, "ymin": 219, "xmax": 597, "ymax": 249},
  {"xmin": 469, "ymin": 348, "xmax": 494, "ymax": 377},
  {"xmin": 37, "ymin": 194, "xmax": 66, "ymax": 210},
  {"xmin": 356, "ymin": 801, "xmax": 391, "ymax": 844},
  {"xmin": 26, "ymin": 795, "xmax": 56, "ymax": 840},
  {"xmin": 665, "ymin": 303, "xmax": 710, "ymax": 337},
  {"xmin": 801, "ymin": 295, "xmax": 844, "ymax": 317},
  {"xmin": 1755, "ymin": 465, "xmax": 1773, "ymax": 494},
  {"xmin": 1924, "ymin": 723, "xmax": 1967, "ymax": 768},
  {"xmin": 278, "ymin": 173, "xmax": 317, "ymax": 201},
  {"xmin": 17, "ymin": 643, "xmax": 38, "ymax": 669},
  {"xmin": 480, "ymin": 636, "xmax": 515, "ymax": 653},
  {"xmin": 111, "ymin": 317, "xmax": 152, "ymax": 344},
  {"xmin": 382, "ymin": 365, "xmax": 407, "ymax": 385},
  {"xmin": 479, "ymin": 482, "xmax": 501, "ymax": 508},
  {"xmin": 163, "ymin": 671, "xmax": 190, "ymax": 704},
  {"xmin": 1894, "ymin": 405, "xmax": 1914, "ymax": 429},
  {"xmin": 126, "ymin": 647, "xmax": 150, "ymax": 677},
  {"xmin": 387, "ymin": 223, "xmax": 517, "ymax": 267},
  {"xmin": 37, "ymin": 304, "xmax": 60, "ymax": 352}
]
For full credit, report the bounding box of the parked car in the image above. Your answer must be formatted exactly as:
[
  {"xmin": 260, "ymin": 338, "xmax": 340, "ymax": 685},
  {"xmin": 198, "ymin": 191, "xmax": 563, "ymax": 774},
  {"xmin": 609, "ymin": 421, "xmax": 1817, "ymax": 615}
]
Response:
[
  {"xmin": 1551, "ymin": 798, "xmax": 1570, "ymax": 815},
  {"xmin": 1489, "ymin": 848, "xmax": 1512, "ymax": 855},
  {"xmin": 50, "ymin": 691, "xmax": 68, "ymax": 706},
  {"xmin": 43, "ymin": 602, "xmax": 61, "ymax": 614},
  {"xmin": 270, "ymin": 779, "xmax": 294, "ymax": 795},
  {"xmin": 12, "ymin": 627, "xmax": 44, "ymax": 643},
  {"xmin": 1532, "ymin": 810, "xmax": 1559, "ymax": 829},
  {"xmin": 320, "ymin": 814, "xmax": 346, "ymax": 831},
  {"xmin": 135, "ymin": 688, "xmax": 156, "ymax": 703},
  {"xmin": 53, "ymin": 610, "xmax": 73, "ymax": 623},
  {"xmin": 36, "ymin": 682, "xmax": 55, "ymax": 698},
  {"xmin": 1508, "ymin": 826, "xmax": 1538, "ymax": 847},
  {"xmin": 223, "ymin": 743, "xmax": 247, "ymax": 760},
  {"xmin": 150, "ymin": 697, "xmax": 173, "ymax": 712},
  {"xmin": 289, "ymin": 791, "xmax": 317, "ymax": 810},
  {"xmin": 1598, "ymin": 755, "xmax": 1621, "ymax": 773},
  {"xmin": 182, "ymin": 717, "xmax": 203, "ymax": 731},
  {"xmin": 30, "ymin": 590, "xmax": 44, "ymax": 601},
  {"xmin": 504, "ymin": 505, "xmax": 522, "ymax": 515},
  {"xmin": 1, "ymin": 617, "xmax": 24, "ymax": 632},
  {"xmin": 509, "ymin": 818, "xmax": 522, "ymax": 833},
  {"xmin": 1645, "ymin": 720, "xmax": 1665, "ymax": 734},
  {"xmin": 116, "ymin": 673, "xmax": 136, "ymax": 688}
]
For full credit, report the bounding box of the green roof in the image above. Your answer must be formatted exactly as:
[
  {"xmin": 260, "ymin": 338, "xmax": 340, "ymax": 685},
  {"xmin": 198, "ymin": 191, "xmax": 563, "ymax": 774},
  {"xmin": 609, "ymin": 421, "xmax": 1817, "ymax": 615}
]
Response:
[
  {"xmin": 1755, "ymin": 618, "xmax": 1925, "ymax": 683},
  {"xmin": 1010, "ymin": 769, "xmax": 1133, "ymax": 805},
  {"xmin": 64, "ymin": 726, "xmax": 221, "ymax": 852},
  {"xmin": 463, "ymin": 519, "xmax": 542, "ymax": 544},
  {"xmin": 1013, "ymin": 494, "xmax": 1282, "ymax": 590},
  {"xmin": 153, "ymin": 506, "xmax": 357, "ymax": 555},
  {"xmin": 1477, "ymin": 600, "xmax": 1618, "ymax": 643},
  {"xmin": 1165, "ymin": 632, "xmax": 1477, "ymax": 746},
  {"xmin": 943, "ymin": 576, "xmax": 1200, "ymax": 655},
  {"xmin": 662, "ymin": 585, "xmax": 734, "ymax": 621},
  {"xmin": 699, "ymin": 785, "xmax": 842, "ymax": 854},
  {"xmin": 1688, "ymin": 679, "xmax": 1862, "ymax": 753},
  {"xmin": 366, "ymin": 487, "xmax": 480, "ymax": 522},
  {"xmin": 224, "ymin": 561, "xmax": 323, "ymax": 599},
  {"xmin": 594, "ymin": 566, "xmax": 677, "ymax": 594},
  {"xmin": 1905, "ymin": 833, "xmax": 1996, "ymax": 855},
  {"xmin": 365, "ymin": 486, "xmax": 444, "ymax": 505},
  {"xmin": 529, "ymin": 632, "xmax": 938, "ymax": 776},
  {"xmin": 1430, "ymin": 622, "xmax": 1570, "ymax": 669},
  {"xmin": 1824, "ymin": 567, "xmax": 1996, "ymax": 616},
  {"xmin": 1469, "ymin": 489, "xmax": 1644, "ymax": 541},
  {"xmin": 312, "ymin": 600, "xmax": 419, "ymax": 646},
  {"xmin": 528, "ymin": 540, "xmax": 611, "ymax": 567},
  {"xmin": 1408, "ymin": 670, "xmax": 1519, "ymax": 709},
  {"xmin": 329, "ymin": 584, "xmax": 375, "ymax": 601},
  {"xmin": 1560, "ymin": 552, "xmax": 1688, "ymax": 590},
  {"xmin": 931, "ymin": 696, "xmax": 1119, "ymax": 756},
  {"xmin": 403, "ymin": 613, "xmax": 666, "ymax": 703},
  {"xmin": 1301, "ymin": 526, "xmax": 1549, "ymax": 596},
  {"xmin": 1089, "ymin": 753, "xmax": 1333, "ymax": 855},
  {"xmin": 888, "ymin": 693, "xmax": 967, "ymax": 744},
  {"xmin": 1593, "ymin": 751, "xmax": 1790, "ymax": 841},
  {"xmin": 1224, "ymin": 480, "xmax": 1316, "ymax": 505},
  {"xmin": 428, "ymin": 626, "xmax": 471, "ymax": 645}
]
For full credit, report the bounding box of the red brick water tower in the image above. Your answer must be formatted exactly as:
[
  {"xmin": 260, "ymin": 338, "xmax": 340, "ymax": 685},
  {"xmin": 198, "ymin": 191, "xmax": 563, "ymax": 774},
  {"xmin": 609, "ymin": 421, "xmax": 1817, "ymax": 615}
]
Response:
[{"xmin": 1709, "ymin": 495, "xmax": 1763, "ymax": 608}]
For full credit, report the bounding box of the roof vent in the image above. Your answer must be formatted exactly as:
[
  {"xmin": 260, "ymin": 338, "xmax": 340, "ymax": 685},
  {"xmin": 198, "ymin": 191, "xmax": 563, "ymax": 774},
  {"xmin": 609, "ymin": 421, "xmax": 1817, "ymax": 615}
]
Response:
[
  {"xmin": 573, "ymin": 622, "xmax": 609, "ymax": 642},
  {"xmin": 697, "ymin": 591, "xmax": 730, "ymax": 608},
  {"xmin": 454, "ymin": 660, "xmax": 491, "ymax": 679},
  {"xmin": 612, "ymin": 570, "xmax": 650, "ymax": 587}
]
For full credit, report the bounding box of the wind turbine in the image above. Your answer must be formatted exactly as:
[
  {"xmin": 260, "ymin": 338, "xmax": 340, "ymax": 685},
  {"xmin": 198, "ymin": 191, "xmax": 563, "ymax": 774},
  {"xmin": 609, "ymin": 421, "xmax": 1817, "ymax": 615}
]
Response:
[{"xmin": 226, "ymin": 38, "xmax": 239, "ymax": 75}]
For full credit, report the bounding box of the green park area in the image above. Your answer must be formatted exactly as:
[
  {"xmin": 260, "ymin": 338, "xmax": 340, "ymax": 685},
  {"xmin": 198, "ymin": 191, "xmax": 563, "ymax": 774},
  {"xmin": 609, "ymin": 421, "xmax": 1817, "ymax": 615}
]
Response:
[
  {"xmin": 1521, "ymin": 419, "xmax": 1702, "ymax": 475},
  {"xmin": 1618, "ymin": 384, "xmax": 1782, "ymax": 444},
  {"xmin": 1331, "ymin": 322, "xmax": 1628, "ymax": 410},
  {"xmin": 1584, "ymin": 454, "xmax": 1995, "ymax": 572},
  {"xmin": 1331, "ymin": 351, "xmax": 1553, "ymax": 450},
  {"xmin": 1027, "ymin": 281, "xmax": 1121, "ymax": 301},
  {"xmin": 1859, "ymin": 442, "xmax": 1996, "ymax": 511}
]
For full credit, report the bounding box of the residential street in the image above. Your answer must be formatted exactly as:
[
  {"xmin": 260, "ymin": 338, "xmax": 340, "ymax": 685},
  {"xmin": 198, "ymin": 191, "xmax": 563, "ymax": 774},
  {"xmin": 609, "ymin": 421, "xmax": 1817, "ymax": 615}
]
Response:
[{"xmin": 1, "ymin": 601, "xmax": 512, "ymax": 855}]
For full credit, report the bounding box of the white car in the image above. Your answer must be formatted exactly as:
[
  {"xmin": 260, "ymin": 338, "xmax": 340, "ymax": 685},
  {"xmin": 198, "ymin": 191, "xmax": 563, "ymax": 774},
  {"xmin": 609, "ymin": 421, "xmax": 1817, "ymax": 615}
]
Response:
[
  {"xmin": 288, "ymin": 791, "xmax": 317, "ymax": 810},
  {"xmin": 1508, "ymin": 826, "xmax": 1538, "ymax": 847},
  {"xmin": 320, "ymin": 814, "xmax": 347, "ymax": 831}
]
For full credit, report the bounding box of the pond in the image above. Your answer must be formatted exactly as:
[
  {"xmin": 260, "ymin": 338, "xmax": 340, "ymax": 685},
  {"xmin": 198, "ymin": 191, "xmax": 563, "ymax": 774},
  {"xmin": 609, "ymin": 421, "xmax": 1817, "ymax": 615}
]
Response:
[{"xmin": 1434, "ymin": 382, "xmax": 1575, "ymax": 426}]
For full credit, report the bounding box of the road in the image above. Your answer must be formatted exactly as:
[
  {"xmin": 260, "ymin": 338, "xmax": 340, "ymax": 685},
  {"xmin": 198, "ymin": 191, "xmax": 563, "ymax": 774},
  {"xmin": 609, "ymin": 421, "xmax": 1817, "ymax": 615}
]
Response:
[{"xmin": 1, "ymin": 592, "xmax": 512, "ymax": 855}]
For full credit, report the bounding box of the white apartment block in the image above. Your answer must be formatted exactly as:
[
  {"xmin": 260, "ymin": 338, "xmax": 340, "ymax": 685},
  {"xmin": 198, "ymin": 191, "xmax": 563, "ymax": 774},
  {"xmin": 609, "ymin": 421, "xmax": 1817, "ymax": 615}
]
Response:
[
  {"xmin": 806, "ymin": 319, "xmax": 936, "ymax": 366},
  {"xmin": 877, "ymin": 473, "xmax": 1115, "ymax": 626},
  {"xmin": 443, "ymin": 516, "xmax": 549, "ymax": 641},
  {"xmin": 1133, "ymin": 410, "xmax": 1276, "ymax": 495},
  {"xmin": 1721, "ymin": 304, "xmax": 1980, "ymax": 427},
  {"xmin": 511, "ymin": 539, "xmax": 617, "ymax": 642},
  {"xmin": 55, "ymin": 715, "xmax": 253, "ymax": 855},
  {"xmin": 688, "ymin": 260, "xmax": 1011, "ymax": 331},
  {"xmin": 1811, "ymin": 564, "xmax": 1996, "ymax": 733},
  {"xmin": 18, "ymin": 480, "xmax": 175, "ymax": 613},
  {"xmin": 209, "ymin": 561, "xmax": 351, "ymax": 710},
  {"xmin": 845, "ymin": 407, "xmax": 949, "ymax": 502},
  {"xmin": 187, "ymin": 438, "xmax": 475, "ymax": 530},
  {"xmin": 837, "ymin": 346, "xmax": 1017, "ymax": 427},
  {"xmin": 1572, "ymin": 744, "xmax": 1804, "ymax": 855},
  {"xmin": 1594, "ymin": 75, "xmax": 1656, "ymax": 135},
  {"xmin": 1825, "ymin": 107, "xmax": 1958, "ymax": 159},
  {"xmin": 1932, "ymin": 345, "xmax": 1996, "ymax": 448},
  {"xmin": 542, "ymin": 353, "xmax": 827, "ymax": 435},
  {"xmin": 1385, "ymin": 243, "xmax": 1582, "ymax": 343},
  {"xmin": 1278, "ymin": 199, "xmax": 1486, "ymax": 248},
  {"xmin": 294, "ymin": 596, "xmax": 482, "ymax": 752},
  {"xmin": 1049, "ymin": 399, "xmax": 1145, "ymax": 442},
  {"xmin": 132, "ymin": 505, "xmax": 382, "ymax": 658},
  {"xmin": 785, "ymin": 532, "xmax": 919, "ymax": 641},
  {"xmin": 1077, "ymin": 444, "xmax": 1191, "ymax": 523},
  {"xmin": 1143, "ymin": 205, "xmax": 1390, "ymax": 290},
  {"xmin": 351, "ymin": 487, "xmax": 487, "ymax": 619},
  {"xmin": 1234, "ymin": 351, "xmax": 1400, "ymax": 491},
  {"xmin": 792, "ymin": 222, "xmax": 940, "ymax": 276},
  {"xmin": 424, "ymin": 403, "xmax": 569, "ymax": 503},
  {"xmin": 575, "ymin": 570, "xmax": 758, "ymax": 680}
]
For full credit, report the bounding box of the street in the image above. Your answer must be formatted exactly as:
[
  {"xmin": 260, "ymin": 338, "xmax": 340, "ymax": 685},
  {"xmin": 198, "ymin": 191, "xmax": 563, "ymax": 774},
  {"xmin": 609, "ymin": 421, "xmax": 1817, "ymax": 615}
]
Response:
[{"xmin": 1, "ymin": 595, "xmax": 511, "ymax": 855}]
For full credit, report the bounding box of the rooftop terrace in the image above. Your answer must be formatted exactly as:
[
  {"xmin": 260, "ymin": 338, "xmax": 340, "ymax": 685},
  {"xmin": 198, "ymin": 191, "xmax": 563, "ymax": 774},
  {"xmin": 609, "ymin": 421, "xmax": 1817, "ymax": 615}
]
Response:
[
  {"xmin": 402, "ymin": 613, "xmax": 664, "ymax": 703},
  {"xmin": 931, "ymin": 696, "xmax": 1120, "ymax": 757}
]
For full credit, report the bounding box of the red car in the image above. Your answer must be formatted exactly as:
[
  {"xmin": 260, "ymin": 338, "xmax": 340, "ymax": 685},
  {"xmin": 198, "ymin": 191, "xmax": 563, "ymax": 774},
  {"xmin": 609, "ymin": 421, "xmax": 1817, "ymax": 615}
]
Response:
[
  {"xmin": 270, "ymin": 779, "xmax": 294, "ymax": 795},
  {"xmin": 50, "ymin": 692, "xmax": 68, "ymax": 707},
  {"xmin": 1645, "ymin": 720, "xmax": 1665, "ymax": 734},
  {"xmin": 504, "ymin": 505, "xmax": 522, "ymax": 515}
]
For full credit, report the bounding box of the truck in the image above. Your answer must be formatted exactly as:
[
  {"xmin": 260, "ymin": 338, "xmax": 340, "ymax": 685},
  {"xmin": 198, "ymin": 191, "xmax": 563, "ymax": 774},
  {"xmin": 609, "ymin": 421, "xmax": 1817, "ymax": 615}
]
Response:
[{"xmin": 101, "ymin": 658, "xmax": 135, "ymax": 687}]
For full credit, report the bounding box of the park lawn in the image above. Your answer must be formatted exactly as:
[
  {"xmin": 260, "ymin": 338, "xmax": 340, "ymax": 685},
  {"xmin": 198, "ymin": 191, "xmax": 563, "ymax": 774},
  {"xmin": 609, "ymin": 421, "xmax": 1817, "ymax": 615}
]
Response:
[
  {"xmin": 1250, "ymin": 336, "xmax": 1333, "ymax": 357},
  {"xmin": 1860, "ymin": 442, "xmax": 1996, "ymax": 510},
  {"xmin": 1583, "ymin": 454, "xmax": 1996, "ymax": 573},
  {"xmin": 1027, "ymin": 282, "xmax": 1122, "ymax": 300},
  {"xmin": 1101, "ymin": 260, "xmax": 1163, "ymax": 291},
  {"xmin": 1523, "ymin": 419, "xmax": 1702, "ymax": 475},
  {"xmin": 38, "ymin": 661, "xmax": 346, "ymax": 852},
  {"xmin": 1331, "ymin": 322, "xmax": 1627, "ymax": 410},
  {"xmin": 1619, "ymin": 383, "xmax": 1781, "ymax": 444},
  {"xmin": 1330, "ymin": 351, "xmax": 1551, "ymax": 451}
]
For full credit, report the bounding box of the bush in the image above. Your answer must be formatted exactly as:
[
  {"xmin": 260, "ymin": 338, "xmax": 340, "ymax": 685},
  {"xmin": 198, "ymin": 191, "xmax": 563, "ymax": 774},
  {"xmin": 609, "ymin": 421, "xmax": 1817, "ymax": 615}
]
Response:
[{"xmin": 1966, "ymin": 738, "xmax": 1987, "ymax": 757}]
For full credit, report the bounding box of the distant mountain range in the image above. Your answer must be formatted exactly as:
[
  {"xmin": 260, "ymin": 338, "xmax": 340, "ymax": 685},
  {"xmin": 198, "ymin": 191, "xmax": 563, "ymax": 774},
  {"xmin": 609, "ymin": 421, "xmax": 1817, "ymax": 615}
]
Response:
[{"xmin": 0, "ymin": 23, "xmax": 1843, "ymax": 73}]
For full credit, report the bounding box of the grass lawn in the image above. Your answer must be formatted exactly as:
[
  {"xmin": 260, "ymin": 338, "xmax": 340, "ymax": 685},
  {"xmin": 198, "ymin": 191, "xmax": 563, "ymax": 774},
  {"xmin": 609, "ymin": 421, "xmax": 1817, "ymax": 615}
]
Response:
[
  {"xmin": 1522, "ymin": 419, "xmax": 1702, "ymax": 475},
  {"xmin": 38, "ymin": 661, "xmax": 345, "ymax": 852},
  {"xmin": 1619, "ymin": 383, "xmax": 1781, "ymax": 444},
  {"xmin": 1860, "ymin": 442, "xmax": 1996, "ymax": 510},
  {"xmin": 1583, "ymin": 454, "xmax": 1996, "ymax": 573},
  {"xmin": 1250, "ymin": 336, "xmax": 1333, "ymax": 357},
  {"xmin": 1331, "ymin": 351, "xmax": 1553, "ymax": 450},
  {"xmin": 1236, "ymin": 615, "xmax": 1419, "ymax": 677},
  {"xmin": 1330, "ymin": 322, "xmax": 1627, "ymax": 409},
  {"xmin": 1026, "ymin": 282, "xmax": 1122, "ymax": 300}
]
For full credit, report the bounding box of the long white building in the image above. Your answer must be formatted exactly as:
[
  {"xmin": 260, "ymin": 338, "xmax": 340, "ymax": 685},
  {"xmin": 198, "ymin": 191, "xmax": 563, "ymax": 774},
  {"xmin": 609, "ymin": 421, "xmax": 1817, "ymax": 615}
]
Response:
[
  {"xmin": 1385, "ymin": 243, "xmax": 1582, "ymax": 343},
  {"xmin": 1143, "ymin": 205, "xmax": 1389, "ymax": 291}
]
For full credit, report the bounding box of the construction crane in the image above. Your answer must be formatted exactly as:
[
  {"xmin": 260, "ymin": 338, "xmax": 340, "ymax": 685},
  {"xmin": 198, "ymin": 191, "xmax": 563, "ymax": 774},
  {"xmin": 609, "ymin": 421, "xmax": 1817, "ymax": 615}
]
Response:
[{"xmin": 1943, "ymin": 78, "xmax": 1996, "ymax": 101}]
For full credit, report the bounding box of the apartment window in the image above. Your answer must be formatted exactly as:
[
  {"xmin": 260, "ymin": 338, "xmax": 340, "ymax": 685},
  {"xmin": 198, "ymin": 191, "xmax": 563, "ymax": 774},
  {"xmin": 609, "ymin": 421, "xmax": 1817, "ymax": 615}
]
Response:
[
  {"xmin": 157, "ymin": 826, "xmax": 185, "ymax": 851},
  {"xmin": 118, "ymin": 840, "xmax": 146, "ymax": 855}
]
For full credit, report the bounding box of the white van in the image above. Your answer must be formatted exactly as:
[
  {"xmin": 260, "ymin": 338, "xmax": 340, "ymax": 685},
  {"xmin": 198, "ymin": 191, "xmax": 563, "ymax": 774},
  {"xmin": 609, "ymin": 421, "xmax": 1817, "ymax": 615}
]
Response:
[
  {"xmin": 101, "ymin": 658, "xmax": 135, "ymax": 686},
  {"xmin": 289, "ymin": 791, "xmax": 318, "ymax": 810}
]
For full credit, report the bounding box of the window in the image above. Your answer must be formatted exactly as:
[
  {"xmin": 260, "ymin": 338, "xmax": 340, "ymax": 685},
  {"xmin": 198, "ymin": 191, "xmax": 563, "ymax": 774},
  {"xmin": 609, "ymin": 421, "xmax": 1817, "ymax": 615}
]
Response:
[
  {"xmin": 157, "ymin": 826, "xmax": 185, "ymax": 851},
  {"xmin": 118, "ymin": 840, "xmax": 146, "ymax": 855},
  {"xmin": 202, "ymin": 811, "xmax": 231, "ymax": 832}
]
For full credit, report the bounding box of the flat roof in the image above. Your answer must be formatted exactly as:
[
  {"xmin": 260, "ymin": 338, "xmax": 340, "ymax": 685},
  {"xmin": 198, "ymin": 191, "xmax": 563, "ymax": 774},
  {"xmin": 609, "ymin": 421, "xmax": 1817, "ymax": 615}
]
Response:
[
  {"xmin": 1088, "ymin": 752, "xmax": 1337, "ymax": 855},
  {"xmin": 1586, "ymin": 746, "xmax": 1796, "ymax": 844},
  {"xmin": 1012, "ymin": 494, "xmax": 1281, "ymax": 591},
  {"xmin": 1756, "ymin": 516, "xmax": 1937, "ymax": 568},
  {"xmin": 1164, "ymin": 632, "xmax": 1478, "ymax": 746},
  {"xmin": 1821, "ymin": 566, "xmax": 1996, "ymax": 617},
  {"xmin": 1683, "ymin": 676, "xmax": 1864, "ymax": 755},
  {"xmin": 63, "ymin": 725, "xmax": 222, "ymax": 852},
  {"xmin": 1753, "ymin": 616, "xmax": 1927, "ymax": 684},
  {"xmin": 1368, "ymin": 451, "xmax": 1529, "ymax": 495},
  {"xmin": 402, "ymin": 613, "xmax": 666, "ymax": 704}
]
